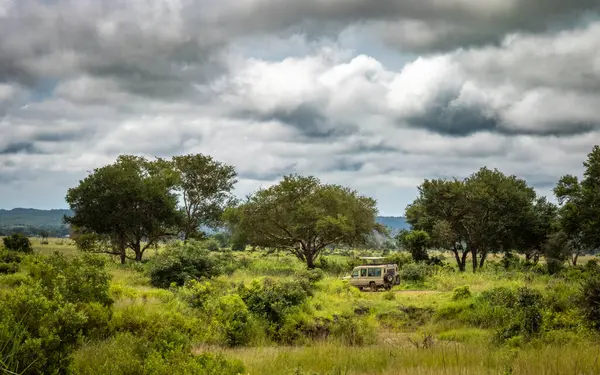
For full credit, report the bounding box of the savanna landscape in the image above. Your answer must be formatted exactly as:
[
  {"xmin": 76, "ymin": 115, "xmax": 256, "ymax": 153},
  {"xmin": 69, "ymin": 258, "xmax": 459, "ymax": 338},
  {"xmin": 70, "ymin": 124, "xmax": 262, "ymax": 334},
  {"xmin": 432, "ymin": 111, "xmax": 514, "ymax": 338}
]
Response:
[{"xmin": 2, "ymin": 147, "xmax": 600, "ymax": 375}]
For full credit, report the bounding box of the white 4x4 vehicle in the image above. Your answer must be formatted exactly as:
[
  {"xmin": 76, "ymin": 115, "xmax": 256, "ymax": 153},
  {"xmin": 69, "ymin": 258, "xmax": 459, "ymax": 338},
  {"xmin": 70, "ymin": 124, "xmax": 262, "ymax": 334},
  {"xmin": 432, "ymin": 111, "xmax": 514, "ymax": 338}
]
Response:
[{"xmin": 345, "ymin": 257, "xmax": 401, "ymax": 291}]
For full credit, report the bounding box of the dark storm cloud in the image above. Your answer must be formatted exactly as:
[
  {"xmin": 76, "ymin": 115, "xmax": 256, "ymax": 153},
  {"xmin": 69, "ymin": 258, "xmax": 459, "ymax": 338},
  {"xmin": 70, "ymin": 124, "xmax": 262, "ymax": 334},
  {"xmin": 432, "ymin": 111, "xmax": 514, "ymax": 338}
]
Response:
[
  {"xmin": 0, "ymin": 142, "xmax": 38, "ymax": 155},
  {"xmin": 232, "ymin": 104, "xmax": 355, "ymax": 139},
  {"xmin": 221, "ymin": 0, "xmax": 600, "ymax": 52}
]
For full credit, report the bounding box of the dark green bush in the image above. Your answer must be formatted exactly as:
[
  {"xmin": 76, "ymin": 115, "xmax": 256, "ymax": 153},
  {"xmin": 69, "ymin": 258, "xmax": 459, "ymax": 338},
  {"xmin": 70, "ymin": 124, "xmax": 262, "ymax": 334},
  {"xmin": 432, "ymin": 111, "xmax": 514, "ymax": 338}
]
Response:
[
  {"xmin": 147, "ymin": 241, "xmax": 226, "ymax": 288},
  {"xmin": 2, "ymin": 233, "xmax": 32, "ymax": 253},
  {"xmin": 316, "ymin": 256, "xmax": 347, "ymax": 275},
  {"xmin": 580, "ymin": 275, "xmax": 600, "ymax": 331},
  {"xmin": 384, "ymin": 252, "xmax": 413, "ymax": 268},
  {"xmin": 452, "ymin": 285, "xmax": 472, "ymax": 300},
  {"xmin": 238, "ymin": 278, "xmax": 310, "ymax": 338},
  {"xmin": 399, "ymin": 263, "xmax": 430, "ymax": 282},
  {"xmin": 0, "ymin": 262, "xmax": 18, "ymax": 274},
  {"xmin": 0, "ymin": 249, "xmax": 24, "ymax": 263}
]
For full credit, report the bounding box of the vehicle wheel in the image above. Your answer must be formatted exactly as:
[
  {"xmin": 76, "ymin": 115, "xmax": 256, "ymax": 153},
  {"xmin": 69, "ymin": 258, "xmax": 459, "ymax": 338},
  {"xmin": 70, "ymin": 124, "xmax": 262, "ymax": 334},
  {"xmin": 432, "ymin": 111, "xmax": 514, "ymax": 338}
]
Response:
[
  {"xmin": 395, "ymin": 275, "xmax": 400, "ymax": 285},
  {"xmin": 384, "ymin": 274, "xmax": 394, "ymax": 283},
  {"xmin": 384, "ymin": 282, "xmax": 392, "ymax": 290},
  {"xmin": 369, "ymin": 281, "xmax": 377, "ymax": 291}
]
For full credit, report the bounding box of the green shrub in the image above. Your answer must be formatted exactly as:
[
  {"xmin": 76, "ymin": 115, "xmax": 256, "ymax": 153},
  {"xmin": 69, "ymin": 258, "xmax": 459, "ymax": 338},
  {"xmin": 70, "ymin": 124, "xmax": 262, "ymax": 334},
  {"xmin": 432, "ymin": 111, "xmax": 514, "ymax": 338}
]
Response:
[
  {"xmin": 384, "ymin": 252, "xmax": 413, "ymax": 268},
  {"xmin": 27, "ymin": 252, "xmax": 113, "ymax": 305},
  {"xmin": 399, "ymin": 263, "xmax": 430, "ymax": 282},
  {"xmin": 0, "ymin": 262, "xmax": 18, "ymax": 274},
  {"xmin": 2, "ymin": 233, "xmax": 32, "ymax": 253},
  {"xmin": 580, "ymin": 275, "xmax": 600, "ymax": 331},
  {"xmin": 215, "ymin": 294, "xmax": 254, "ymax": 347},
  {"xmin": 316, "ymin": 256, "xmax": 347, "ymax": 275},
  {"xmin": 0, "ymin": 253, "xmax": 114, "ymax": 374},
  {"xmin": 147, "ymin": 241, "xmax": 225, "ymax": 288},
  {"xmin": 452, "ymin": 285, "xmax": 472, "ymax": 300},
  {"xmin": 238, "ymin": 278, "xmax": 310, "ymax": 338},
  {"xmin": 70, "ymin": 333, "xmax": 245, "ymax": 375},
  {"xmin": 203, "ymin": 238, "xmax": 221, "ymax": 252},
  {"xmin": 0, "ymin": 249, "xmax": 24, "ymax": 263}
]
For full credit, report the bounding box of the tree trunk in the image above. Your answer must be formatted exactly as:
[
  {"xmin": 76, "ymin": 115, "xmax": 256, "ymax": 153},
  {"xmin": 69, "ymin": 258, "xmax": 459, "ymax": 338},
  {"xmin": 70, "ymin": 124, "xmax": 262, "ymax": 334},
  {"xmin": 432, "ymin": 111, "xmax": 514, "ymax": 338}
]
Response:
[
  {"xmin": 306, "ymin": 253, "xmax": 316, "ymax": 269},
  {"xmin": 478, "ymin": 251, "xmax": 487, "ymax": 269},
  {"xmin": 451, "ymin": 247, "xmax": 465, "ymax": 272},
  {"xmin": 471, "ymin": 248, "xmax": 478, "ymax": 273},
  {"xmin": 572, "ymin": 252, "xmax": 579, "ymax": 266},
  {"xmin": 118, "ymin": 235, "xmax": 126, "ymax": 264},
  {"xmin": 133, "ymin": 241, "xmax": 142, "ymax": 262}
]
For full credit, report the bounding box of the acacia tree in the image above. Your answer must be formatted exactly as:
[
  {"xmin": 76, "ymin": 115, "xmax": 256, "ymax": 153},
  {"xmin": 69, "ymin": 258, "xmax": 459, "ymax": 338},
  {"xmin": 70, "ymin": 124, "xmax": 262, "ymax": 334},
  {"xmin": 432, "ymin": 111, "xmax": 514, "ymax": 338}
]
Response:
[
  {"xmin": 64, "ymin": 155, "xmax": 181, "ymax": 263},
  {"xmin": 225, "ymin": 174, "xmax": 383, "ymax": 268},
  {"xmin": 170, "ymin": 154, "xmax": 237, "ymax": 241},
  {"xmin": 553, "ymin": 145, "xmax": 600, "ymax": 264},
  {"xmin": 406, "ymin": 167, "xmax": 538, "ymax": 272}
]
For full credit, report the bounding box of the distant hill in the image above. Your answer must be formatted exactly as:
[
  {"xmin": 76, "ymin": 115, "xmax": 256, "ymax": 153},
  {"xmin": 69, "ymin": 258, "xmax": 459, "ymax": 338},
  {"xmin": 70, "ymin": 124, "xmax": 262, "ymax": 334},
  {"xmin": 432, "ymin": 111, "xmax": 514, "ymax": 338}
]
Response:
[
  {"xmin": 0, "ymin": 208, "xmax": 72, "ymax": 228},
  {"xmin": 0, "ymin": 209, "xmax": 410, "ymax": 235},
  {"xmin": 376, "ymin": 216, "xmax": 410, "ymax": 232}
]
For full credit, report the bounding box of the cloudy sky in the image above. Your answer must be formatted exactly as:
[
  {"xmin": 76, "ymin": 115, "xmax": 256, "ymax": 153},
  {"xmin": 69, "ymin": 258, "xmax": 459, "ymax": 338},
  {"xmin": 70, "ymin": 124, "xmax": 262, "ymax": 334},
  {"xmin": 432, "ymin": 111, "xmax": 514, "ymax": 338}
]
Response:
[{"xmin": 1, "ymin": 0, "xmax": 600, "ymax": 215}]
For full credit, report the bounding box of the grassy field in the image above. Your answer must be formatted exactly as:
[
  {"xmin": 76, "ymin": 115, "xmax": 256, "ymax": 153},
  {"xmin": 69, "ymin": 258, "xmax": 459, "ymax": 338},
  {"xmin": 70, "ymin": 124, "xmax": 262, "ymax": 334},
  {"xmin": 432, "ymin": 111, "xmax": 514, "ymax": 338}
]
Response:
[{"xmin": 2, "ymin": 237, "xmax": 599, "ymax": 374}]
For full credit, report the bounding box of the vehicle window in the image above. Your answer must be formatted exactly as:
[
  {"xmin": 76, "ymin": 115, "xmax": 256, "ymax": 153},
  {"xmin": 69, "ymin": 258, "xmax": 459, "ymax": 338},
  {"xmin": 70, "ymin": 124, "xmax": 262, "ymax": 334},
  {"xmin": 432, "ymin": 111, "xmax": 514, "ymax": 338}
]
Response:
[
  {"xmin": 352, "ymin": 270, "xmax": 359, "ymax": 277},
  {"xmin": 360, "ymin": 269, "xmax": 367, "ymax": 277},
  {"xmin": 367, "ymin": 267, "xmax": 382, "ymax": 277}
]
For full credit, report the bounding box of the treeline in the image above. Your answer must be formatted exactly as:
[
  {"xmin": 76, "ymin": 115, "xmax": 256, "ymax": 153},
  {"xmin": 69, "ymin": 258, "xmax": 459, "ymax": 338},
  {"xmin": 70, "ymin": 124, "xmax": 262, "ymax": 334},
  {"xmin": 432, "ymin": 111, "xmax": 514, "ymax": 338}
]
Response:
[
  {"xmin": 64, "ymin": 146, "xmax": 600, "ymax": 271},
  {"xmin": 399, "ymin": 145, "xmax": 600, "ymax": 272},
  {"xmin": 0, "ymin": 225, "xmax": 70, "ymax": 238}
]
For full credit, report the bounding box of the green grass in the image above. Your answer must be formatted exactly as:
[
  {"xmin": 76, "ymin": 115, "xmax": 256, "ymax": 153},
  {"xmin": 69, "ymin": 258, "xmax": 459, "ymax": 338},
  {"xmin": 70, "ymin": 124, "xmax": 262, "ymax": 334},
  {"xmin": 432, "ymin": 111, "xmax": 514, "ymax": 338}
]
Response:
[{"xmin": 3, "ymin": 238, "xmax": 600, "ymax": 374}]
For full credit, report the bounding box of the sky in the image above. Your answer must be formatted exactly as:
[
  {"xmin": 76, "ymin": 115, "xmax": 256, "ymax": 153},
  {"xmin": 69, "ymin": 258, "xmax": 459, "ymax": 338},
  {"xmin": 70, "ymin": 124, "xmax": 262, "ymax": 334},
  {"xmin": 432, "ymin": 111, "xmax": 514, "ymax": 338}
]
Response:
[{"xmin": 1, "ymin": 0, "xmax": 600, "ymax": 216}]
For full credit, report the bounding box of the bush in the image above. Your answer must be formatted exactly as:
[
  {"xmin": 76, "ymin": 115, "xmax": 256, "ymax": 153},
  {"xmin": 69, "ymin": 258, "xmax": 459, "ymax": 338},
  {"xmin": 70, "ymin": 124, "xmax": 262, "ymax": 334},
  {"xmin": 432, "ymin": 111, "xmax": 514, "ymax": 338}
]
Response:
[
  {"xmin": 0, "ymin": 253, "xmax": 114, "ymax": 374},
  {"xmin": 384, "ymin": 252, "xmax": 414, "ymax": 268},
  {"xmin": 452, "ymin": 285, "xmax": 472, "ymax": 300},
  {"xmin": 203, "ymin": 238, "xmax": 221, "ymax": 252},
  {"xmin": 147, "ymin": 241, "xmax": 225, "ymax": 288},
  {"xmin": 399, "ymin": 263, "xmax": 430, "ymax": 282},
  {"xmin": 27, "ymin": 252, "xmax": 113, "ymax": 305},
  {"xmin": 69, "ymin": 333, "xmax": 245, "ymax": 375},
  {"xmin": 214, "ymin": 294, "xmax": 254, "ymax": 347},
  {"xmin": 581, "ymin": 276, "xmax": 600, "ymax": 331},
  {"xmin": 238, "ymin": 278, "xmax": 310, "ymax": 339},
  {"xmin": 2, "ymin": 233, "xmax": 32, "ymax": 253},
  {"xmin": 0, "ymin": 262, "xmax": 18, "ymax": 274}
]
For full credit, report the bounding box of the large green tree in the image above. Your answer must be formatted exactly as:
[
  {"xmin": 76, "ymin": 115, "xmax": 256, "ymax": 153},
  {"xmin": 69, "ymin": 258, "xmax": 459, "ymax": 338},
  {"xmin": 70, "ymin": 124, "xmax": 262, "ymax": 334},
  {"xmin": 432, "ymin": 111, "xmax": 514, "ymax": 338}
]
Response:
[
  {"xmin": 553, "ymin": 145, "xmax": 600, "ymax": 264},
  {"xmin": 64, "ymin": 155, "xmax": 181, "ymax": 263},
  {"xmin": 169, "ymin": 154, "xmax": 237, "ymax": 240},
  {"xmin": 407, "ymin": 167, "xmax": 538, "ymax": 272},
  {"xmin": 225, "ymin": 174, "xmax": 383, "ymax": 268}
]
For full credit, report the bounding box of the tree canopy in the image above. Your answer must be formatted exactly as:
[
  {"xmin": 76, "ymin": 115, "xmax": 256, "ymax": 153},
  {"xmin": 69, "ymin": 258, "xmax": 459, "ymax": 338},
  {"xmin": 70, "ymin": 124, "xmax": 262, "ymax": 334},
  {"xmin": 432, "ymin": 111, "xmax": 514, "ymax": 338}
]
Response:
[
  {"xmin": 65, "ymin": 155, "xmax": 181, "ymax": 263},
  {"xmin": 169, "ymin": 154, "xmax": 237, "ymax": 241},
  {"xmin": 225, "ymin": 174, "xmax": 384, "ymax": 268},
  {"xmin": 406, "ymin": 167, "xmax": 547, "ymax": 272}
]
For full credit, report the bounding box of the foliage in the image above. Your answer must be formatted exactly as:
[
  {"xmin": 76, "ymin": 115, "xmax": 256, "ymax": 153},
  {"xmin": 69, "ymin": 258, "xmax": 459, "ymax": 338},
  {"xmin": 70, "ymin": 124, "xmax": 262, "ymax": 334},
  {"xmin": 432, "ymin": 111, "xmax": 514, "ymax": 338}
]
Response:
[
  {"xmin": 580, "ymin": 275, "xmax": 600, "ymax": 331},
  {"xmin": 399, "ymin": 263, "xmax": 431, "ymax": 282},
  {"xmin": 396, "ymin": 229, "xmax": 430, "ymax": 262},
  {"xmin": 0, "ymin": 253, "xmax": 112, "ymax": 374},
  {"xmin": 225, "ymin": 174, "xmax": 384, "ymax": 268},
  {"xmin": 65, "ymin": 155, "xmax": 181, "ymax": 263},
  {"xmin": 169, "ymin": 153, "xmax": 237, "ymax": 241},
  {"xmin": 406, "ymin": 167, "xmax": 542, "ymax": 272},
  {"xmin": 452, "ymin": 285, "xmax": 472, "ymax": 300},
  {"xmin": 3, "ymin": 233, "xmax": 33, "ymax": 253},
  {"xmin": 147, "ymin": 240, "xmax": 228, "ymax": 288}
]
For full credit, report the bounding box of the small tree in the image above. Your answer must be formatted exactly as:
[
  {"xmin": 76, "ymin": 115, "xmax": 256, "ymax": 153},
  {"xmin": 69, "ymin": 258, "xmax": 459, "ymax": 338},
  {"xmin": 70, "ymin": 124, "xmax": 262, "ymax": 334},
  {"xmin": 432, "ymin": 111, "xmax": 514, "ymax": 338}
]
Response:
[
  {"xmin": 396, "ymin": 229, "xmax": 430, "ymax": 262},
  {"xmin": 3, "ymin": 233, "xmax": 32, "ymax": 253},
  {"xmin": 226, "ymin": 174, "xmax": 383, "ymax": 268},
  {"xmin": 170, "ymin": 154, "xmax": 237, "ymax": 241}
]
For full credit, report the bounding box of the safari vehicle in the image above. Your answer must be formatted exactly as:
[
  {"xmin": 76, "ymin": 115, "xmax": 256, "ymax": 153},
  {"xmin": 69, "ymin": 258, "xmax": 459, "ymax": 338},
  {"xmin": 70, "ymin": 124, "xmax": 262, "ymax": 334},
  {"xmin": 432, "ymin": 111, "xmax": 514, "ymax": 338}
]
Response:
[{"xmin": 345, "ymin": 257, "xmax": 401, "ymax": 291}]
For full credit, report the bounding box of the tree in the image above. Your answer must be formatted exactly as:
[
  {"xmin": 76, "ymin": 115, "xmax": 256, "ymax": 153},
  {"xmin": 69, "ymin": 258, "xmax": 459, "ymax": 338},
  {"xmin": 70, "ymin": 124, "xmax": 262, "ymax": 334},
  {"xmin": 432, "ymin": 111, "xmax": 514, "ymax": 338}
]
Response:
[
  {"xmin": 64, "ymin": 155, "xmax": 181, "ymax": 263},
  {"xmin": 2, "ymin": 233, "xmax": 32, "ymax": 253},
  {"xmin": 226, "ymin": 174, "xmax": 384, "ymax": 268},
  {"xmin": 39, "ymin": 230, "xmax": 49, "ymax": 242},
  {"xmin": 553, "ymin": 146, "xmax": 600, "ymax": 264},
  {"xmin": 170, "ymin": 154, "xmax": 237, "ymax": 241},
  {"xmin": 396, "ymin": 229, "xmax": 430, "ymax": 262},
  {"xmin": 407, "ymin": 167, "xmax": 538, "ymax": 272}
]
